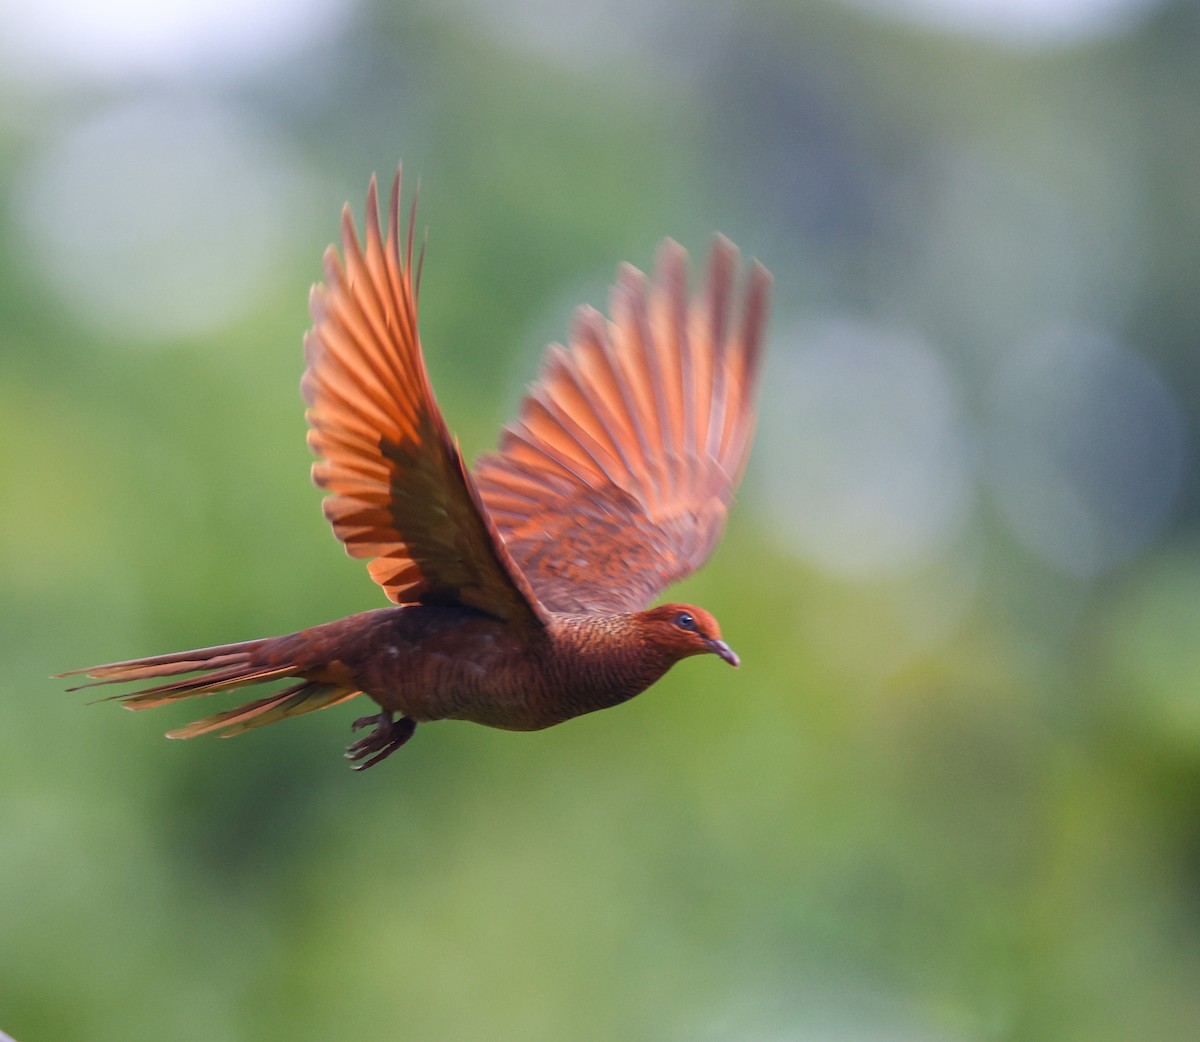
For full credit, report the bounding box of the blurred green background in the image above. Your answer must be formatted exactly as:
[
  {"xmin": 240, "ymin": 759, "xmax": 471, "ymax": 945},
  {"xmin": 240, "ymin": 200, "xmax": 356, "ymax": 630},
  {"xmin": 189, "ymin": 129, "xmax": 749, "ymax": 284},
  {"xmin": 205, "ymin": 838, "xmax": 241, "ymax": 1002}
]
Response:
[{"xmin": 3, "ymin": 0, "xmax": 1200, "ymax": 1039}]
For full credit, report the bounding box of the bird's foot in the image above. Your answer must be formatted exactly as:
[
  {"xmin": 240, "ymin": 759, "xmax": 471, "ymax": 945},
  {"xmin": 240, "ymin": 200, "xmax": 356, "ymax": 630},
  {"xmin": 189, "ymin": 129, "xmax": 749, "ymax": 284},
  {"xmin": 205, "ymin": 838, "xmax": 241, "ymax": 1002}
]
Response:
[{"xmin": 345, "ymin": 711, "xmax": 416, "ymax": 771}]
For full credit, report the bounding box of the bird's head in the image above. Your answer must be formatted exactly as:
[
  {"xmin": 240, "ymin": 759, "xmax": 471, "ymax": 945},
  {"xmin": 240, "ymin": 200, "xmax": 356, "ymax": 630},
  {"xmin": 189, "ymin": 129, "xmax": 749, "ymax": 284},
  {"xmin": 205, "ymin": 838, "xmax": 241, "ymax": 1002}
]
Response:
[{"xmin": 637, "ymin": 603, "xmax": 740, "ymax": 668}]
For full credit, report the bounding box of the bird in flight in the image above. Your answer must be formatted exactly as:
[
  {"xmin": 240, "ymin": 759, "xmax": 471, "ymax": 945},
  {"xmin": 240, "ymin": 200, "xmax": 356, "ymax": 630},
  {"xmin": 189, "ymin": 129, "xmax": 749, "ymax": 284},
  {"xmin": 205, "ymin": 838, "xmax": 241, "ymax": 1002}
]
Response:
[{"xmin": 60, "ymin": 170, "xmax": 771, "ymax": 769}]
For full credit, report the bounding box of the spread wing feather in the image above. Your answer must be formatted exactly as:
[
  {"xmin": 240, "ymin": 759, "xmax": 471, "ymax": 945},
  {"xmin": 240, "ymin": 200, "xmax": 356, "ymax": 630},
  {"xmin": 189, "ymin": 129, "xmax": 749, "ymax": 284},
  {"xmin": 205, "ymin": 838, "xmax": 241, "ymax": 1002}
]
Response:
[
  {"xmin": 303, "ymin": 170, "xmax": 547, "ymax": 628},
  {"xmin": 474, "ymin": 237, "xmax": 771, "ymax": 613}
]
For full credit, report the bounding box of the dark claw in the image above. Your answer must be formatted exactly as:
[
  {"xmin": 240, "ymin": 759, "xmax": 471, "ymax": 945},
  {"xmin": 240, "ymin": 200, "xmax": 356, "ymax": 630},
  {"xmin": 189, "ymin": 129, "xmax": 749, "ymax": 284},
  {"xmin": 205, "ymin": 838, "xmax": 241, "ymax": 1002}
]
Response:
[{"xmin": 344, "ymin": 712, "xmax": 416, "ymax": 771}]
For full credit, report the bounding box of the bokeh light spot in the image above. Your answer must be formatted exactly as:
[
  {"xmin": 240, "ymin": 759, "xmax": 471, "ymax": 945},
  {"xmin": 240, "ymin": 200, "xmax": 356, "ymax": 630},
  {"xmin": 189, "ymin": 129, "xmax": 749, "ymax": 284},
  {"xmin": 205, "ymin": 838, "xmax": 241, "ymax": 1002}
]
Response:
[
  {"xmin": 985, "ymin": 325, "xmax": 1185, "ymax": 578},
  {"xmin": 13, "ymin": 98, "xmax": 315, "ymax": 342},
  {"xmin": 0, "ymin": 0, "xmax": 353, "ymax": 81},
  {"xmin": 762, "ymin": 317, "xmax": 974, "ymax": 579},
  {"xmin": 834, "ymin": 0, "xmax": 1165, "ymax": 47}
]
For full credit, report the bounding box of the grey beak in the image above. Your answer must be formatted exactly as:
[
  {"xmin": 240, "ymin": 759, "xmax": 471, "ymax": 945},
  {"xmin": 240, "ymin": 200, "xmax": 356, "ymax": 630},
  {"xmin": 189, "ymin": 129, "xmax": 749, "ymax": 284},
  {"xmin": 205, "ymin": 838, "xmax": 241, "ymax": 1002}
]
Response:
[{"xmin": 708, "ymin": 639, "xmax": 740, "ymax": 668}]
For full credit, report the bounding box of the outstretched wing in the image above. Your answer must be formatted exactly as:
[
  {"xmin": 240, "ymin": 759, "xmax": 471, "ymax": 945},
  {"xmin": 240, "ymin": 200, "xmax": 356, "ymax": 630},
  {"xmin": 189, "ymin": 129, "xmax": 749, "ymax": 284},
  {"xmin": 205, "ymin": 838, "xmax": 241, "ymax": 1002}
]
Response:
[
  {"xmin": 474, "ymin": 238, "xmax": 771, "ymax": 613},
  {"xmin": 304, "ymin": 170, "xmax": 547, "ymax": 629}
]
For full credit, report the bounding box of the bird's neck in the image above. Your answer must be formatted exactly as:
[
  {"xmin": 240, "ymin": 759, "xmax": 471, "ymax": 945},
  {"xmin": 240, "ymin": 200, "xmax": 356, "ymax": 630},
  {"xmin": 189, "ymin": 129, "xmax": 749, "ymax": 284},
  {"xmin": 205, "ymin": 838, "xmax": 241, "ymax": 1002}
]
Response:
[{"xmin": 540, "ymin": 613, "xmax": 676, "ymax": 716}]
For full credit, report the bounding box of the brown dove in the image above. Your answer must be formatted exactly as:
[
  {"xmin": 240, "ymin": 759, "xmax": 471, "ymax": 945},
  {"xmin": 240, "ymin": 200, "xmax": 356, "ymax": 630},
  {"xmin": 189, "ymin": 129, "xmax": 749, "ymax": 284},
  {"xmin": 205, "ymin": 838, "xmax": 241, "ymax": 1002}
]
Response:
[{"xmin": 60, "ymin": 170, "xmax": 771, "ymax": 769}]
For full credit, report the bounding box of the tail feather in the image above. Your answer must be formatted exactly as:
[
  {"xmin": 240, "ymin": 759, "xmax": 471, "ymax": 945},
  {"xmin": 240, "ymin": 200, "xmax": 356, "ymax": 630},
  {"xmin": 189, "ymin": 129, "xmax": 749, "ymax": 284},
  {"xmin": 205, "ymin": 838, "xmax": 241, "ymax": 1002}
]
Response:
[
  {"xmin": 116, "ymin": 666, "xmax": 300, "ymax": 710},
  {"xmin": 56, "ymin": 635, "xmax": 361, "ymax": 739},
  {"xmin": 57, "ymin": 638, "xmax": 271, "ymax": 683},
  {"xmin": 166, "ymin": 681, "xmax": 359, "ymax": 740}
]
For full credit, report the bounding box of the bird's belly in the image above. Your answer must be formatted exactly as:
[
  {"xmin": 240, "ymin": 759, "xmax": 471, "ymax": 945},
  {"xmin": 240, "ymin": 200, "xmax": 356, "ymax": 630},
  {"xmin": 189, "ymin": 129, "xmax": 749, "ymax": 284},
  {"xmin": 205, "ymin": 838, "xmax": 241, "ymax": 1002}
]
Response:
[
  {"xmin": 363, "ymin": 647, "xmax": 641, "ymax": 731},
  {"xmin": 410, "ymin": 660, "xmax": 546, "ymax": 730},
  {"xmin": 351, "ymin": 614, "xmax": 547, "ymax": 729}
]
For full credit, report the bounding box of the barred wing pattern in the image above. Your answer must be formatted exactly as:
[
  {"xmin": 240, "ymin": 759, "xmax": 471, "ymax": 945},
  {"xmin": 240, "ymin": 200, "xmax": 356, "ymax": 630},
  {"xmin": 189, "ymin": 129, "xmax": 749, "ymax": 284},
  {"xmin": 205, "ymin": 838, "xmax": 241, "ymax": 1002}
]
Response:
[
  {"xmin": 303, "ymin": 171, "xmax": 547, "ymax": 628},
  {"xmin": 474, "ymin": 238, "xmax": 771, "ymax": 613}
]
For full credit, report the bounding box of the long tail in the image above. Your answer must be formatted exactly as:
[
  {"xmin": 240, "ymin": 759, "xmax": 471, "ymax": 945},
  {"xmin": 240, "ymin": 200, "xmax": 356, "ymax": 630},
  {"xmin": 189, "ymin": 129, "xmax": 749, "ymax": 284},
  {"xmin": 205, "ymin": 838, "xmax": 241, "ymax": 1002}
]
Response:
[{"xmin": 57, "ymin": 636, "xmax": 361, "ymax": 740}]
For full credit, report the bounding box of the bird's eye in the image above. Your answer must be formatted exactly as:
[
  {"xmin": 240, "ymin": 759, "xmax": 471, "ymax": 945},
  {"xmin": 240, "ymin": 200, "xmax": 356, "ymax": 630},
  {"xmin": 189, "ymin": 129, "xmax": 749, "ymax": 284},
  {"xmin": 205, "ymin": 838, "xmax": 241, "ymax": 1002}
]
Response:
[{"xmin": 674, "ymin": 612, "xmax": 697, "ymax": 631}]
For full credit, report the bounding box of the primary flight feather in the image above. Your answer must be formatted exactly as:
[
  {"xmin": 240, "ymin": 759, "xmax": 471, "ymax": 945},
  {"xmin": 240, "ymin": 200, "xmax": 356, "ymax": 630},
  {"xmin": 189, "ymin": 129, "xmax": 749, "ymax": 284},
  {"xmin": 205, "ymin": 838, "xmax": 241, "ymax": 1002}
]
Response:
[{"xmin": 60, "ymin": 169, "xmax": 772, "ymax": 769}]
